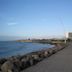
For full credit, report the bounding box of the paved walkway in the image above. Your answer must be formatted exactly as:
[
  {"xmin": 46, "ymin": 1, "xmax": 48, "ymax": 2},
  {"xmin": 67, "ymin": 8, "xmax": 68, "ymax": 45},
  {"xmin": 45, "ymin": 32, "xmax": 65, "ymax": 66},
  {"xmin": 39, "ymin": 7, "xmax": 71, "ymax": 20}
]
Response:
[{"xmin": 22, "ymin": 43, "xmax": 72, "ymax": 72}]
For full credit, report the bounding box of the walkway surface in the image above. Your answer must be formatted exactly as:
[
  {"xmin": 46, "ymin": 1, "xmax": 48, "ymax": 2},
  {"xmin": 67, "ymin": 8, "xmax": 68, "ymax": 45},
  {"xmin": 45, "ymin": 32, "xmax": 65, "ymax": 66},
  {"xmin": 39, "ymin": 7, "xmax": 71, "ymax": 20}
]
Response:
[{"xmin": 22, "ymin": 43, "xmax": 72, "ymax": 72}]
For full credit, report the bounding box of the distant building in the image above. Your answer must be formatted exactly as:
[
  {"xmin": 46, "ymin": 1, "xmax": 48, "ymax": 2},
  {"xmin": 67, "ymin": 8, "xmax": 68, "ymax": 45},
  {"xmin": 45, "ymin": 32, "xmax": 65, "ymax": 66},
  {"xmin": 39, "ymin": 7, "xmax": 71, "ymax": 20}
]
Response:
[{"xmin": 66, "ymin": 32, "xmax": 72, "ymax": 39}]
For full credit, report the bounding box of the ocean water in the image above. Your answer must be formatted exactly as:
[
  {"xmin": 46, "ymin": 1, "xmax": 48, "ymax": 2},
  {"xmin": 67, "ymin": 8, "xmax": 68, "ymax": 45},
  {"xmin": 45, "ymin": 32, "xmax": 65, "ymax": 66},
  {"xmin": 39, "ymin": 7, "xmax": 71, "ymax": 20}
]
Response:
[{"xmin": 0, "ymin": 41, "xmax": 54, "ymax": 58}]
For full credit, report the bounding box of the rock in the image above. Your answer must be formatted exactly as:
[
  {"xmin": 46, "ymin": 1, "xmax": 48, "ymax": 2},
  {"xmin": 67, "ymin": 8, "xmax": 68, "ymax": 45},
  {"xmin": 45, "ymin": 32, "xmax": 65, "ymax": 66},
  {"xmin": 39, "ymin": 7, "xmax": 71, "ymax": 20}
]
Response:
[
  {"xmin": 56, "ymin": 44, "xmax": 62, "ymax": 50},
  {"xmin": 9, "ymin": 56, "xmax": 21, "ymax": 72},
  {"xmin": 29, "ymin": 59, "xmax": 33, "ymax": 66},
  {"xmin": 32, "ymin": 54, "xmax": 41, "ymax": 64},
  {"xmin": 48, "ymin": 49, "xmax": 53, "ymax": 56},
  {"xmin": 51, "ymin": 47, "xmax": 58, "ymax": 54},
  {"xmin": 0, "ymin": 64, "xmax": 1, "ymax": 71},
  {"xmin": 1, "ymin": 60, "xmax": 14, "ymax": 72},
  {"xmin": 0, "ymin": 58, "xmax": 7, "ymax": 64},
  {"xmin": 21, "ymin": 56, "xmax": 30, "ymax": 70},
  {"xmin": 28, "ymin": 55, "xmax": 34, "ymax": 66},
  {"xmin": 0, "ymin": 58, "xmax": 7, "ymax": 71},
  {"xmin": 38, "ymin": 51, "xmax": 45, "ymax": 60},
  {"xmin": 32, "ymin": 54, "xmax": 39, "ymax": 60},
  {"xmin": 43, "ymin": 51, "xmax": 48, "ymax": 57},
  {"xmin": 1, "ymin": 56, "xmax": 21, "ymax": 72}
]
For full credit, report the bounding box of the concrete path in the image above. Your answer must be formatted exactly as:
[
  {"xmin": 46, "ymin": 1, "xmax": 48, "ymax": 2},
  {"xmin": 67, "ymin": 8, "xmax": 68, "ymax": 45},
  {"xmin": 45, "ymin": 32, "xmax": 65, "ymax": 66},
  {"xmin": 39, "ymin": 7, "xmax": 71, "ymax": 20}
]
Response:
[{"xmin": 22, "ymin": 43, "xmax": 72, "ymax": 72}]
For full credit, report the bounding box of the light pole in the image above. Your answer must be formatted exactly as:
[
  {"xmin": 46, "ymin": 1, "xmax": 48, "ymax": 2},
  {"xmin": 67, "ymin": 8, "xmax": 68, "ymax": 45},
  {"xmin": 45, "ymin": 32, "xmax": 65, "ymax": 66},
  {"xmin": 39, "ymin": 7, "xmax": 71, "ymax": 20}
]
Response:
[{"xmin": 59, "ymin": 17, "xmax": 66, "ymax": 43}]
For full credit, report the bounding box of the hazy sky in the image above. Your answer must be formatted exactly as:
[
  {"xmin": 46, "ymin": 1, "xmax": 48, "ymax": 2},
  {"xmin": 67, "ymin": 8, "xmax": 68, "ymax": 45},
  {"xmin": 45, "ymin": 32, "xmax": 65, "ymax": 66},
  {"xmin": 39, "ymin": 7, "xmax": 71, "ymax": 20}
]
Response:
[{"xmin": 0, "ymin": 0, "xmax": 72, "ymax": 40}]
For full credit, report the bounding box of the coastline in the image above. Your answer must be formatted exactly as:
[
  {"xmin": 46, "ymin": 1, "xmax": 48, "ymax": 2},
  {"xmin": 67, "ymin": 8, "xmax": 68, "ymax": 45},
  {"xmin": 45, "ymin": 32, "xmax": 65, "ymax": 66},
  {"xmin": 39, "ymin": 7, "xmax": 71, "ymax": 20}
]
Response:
[{"xmin": 0, "ymin": 43, "xmax": 67, "ymax": 72}]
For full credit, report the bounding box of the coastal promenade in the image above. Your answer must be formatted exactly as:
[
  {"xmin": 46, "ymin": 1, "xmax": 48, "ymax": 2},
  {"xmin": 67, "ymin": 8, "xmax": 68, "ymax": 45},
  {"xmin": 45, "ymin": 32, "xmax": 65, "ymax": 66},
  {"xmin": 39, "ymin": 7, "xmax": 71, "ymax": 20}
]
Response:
[{"xmin": 22, "ymin": 42, "xmax": 72, "ymax": 72}]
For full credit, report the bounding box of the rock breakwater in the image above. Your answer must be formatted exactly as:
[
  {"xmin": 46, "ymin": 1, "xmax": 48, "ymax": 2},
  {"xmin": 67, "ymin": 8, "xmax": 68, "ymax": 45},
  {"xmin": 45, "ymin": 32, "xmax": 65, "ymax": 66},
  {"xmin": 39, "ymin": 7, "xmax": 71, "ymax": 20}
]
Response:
[{"xmin": 0, "ymin": 43, "xmax": 66, "ymax": 72}]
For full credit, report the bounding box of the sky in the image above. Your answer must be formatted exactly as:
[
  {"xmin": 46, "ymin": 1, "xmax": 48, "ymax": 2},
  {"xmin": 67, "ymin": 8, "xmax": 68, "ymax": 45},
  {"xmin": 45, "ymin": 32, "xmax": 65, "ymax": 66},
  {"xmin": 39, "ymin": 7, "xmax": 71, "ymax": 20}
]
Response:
[{"xmin": 0, "ymin": 0, "xmax": 72, "ymax": 40}]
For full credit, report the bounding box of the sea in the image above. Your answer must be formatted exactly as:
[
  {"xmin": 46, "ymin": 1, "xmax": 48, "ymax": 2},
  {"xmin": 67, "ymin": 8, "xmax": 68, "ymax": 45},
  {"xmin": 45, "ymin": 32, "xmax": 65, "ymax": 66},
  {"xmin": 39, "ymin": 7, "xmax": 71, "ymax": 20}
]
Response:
[{"xmin": 0, "ymin": 41, "xmax": 54, "ymax": 58}]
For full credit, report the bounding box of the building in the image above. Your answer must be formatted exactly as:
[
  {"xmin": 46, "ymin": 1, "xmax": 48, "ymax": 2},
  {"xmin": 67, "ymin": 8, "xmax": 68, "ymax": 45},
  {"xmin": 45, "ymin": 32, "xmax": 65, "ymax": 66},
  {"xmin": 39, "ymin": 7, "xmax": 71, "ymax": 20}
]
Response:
[{"xmin": 66, "ymin": 32, "xmax": 72, "ymax": 39}]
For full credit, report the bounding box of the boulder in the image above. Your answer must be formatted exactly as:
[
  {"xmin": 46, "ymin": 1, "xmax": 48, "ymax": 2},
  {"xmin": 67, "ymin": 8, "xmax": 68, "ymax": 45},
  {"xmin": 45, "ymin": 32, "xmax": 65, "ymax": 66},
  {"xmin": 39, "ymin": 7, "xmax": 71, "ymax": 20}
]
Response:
[
  {"xmin": 48, "ymin": 49, "xmax": 53, "ymax": 56},
  {"xmin": 51, "ymin": 47, "xmax": 58, "ymax": 54},
  {"xmin": 32, "ymin": 54, "xmax": 40, "ymax": 64},
  {"xmin": 0, "ymin": 63, "xmax": 1, "ymax": 71},
  {"xmin": 38, "ymin": 51, "xmax": 45, "ymax": 60},
  {"xmin": 1, "ymin": 56, "xmax": 21, "ymax": 72},
  {"xmin": 0, "ymin": 58, "xmax": 8, "ymax": 71},
  {"xmin": 1, "ymin": 60, "xmax": 14, "ymax": 72},
  {"xmin": 21, "ymin": 56, "xmax": 31, "ymax": 70},
  {"xmin": 9, "ymin": 56, "xmax": 21, "ymax": 72},
  {"xmin": 43, "ymin": 51, "xmax": 48, "ymax": 57},
  {"xmin": 0, "ymin": 58, "xmax": 7, "ymax": 64}
]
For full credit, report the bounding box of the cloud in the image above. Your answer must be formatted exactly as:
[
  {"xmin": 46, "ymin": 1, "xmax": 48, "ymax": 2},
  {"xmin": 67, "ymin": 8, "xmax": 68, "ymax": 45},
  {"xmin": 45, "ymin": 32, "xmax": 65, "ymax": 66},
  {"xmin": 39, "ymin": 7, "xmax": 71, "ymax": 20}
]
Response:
[{"xmin": 8, "ymin": 22, "xmax": 17, "ymax": 26}]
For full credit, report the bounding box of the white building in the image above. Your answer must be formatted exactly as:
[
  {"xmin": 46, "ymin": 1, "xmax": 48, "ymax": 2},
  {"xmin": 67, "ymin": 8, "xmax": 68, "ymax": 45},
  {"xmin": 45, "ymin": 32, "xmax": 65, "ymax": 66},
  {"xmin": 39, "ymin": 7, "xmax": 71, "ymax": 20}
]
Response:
[{"xmin": 66, "ymin": 32, "xmax": 72, "ymax": 39}]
